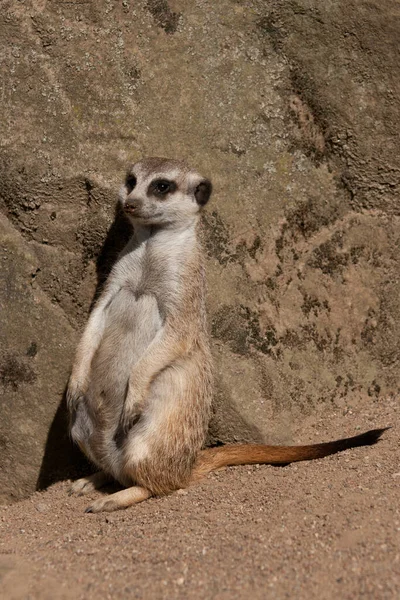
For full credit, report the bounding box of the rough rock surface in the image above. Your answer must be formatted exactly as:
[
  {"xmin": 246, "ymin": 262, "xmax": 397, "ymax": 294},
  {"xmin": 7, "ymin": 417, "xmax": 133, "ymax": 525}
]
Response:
[
  {"xmin": 0, "ymin": 215, "xmax": 79, "ymax": 503},
  {"xmin": 1, "ymin": 0, "xmax": 399, "ymax": 502}
]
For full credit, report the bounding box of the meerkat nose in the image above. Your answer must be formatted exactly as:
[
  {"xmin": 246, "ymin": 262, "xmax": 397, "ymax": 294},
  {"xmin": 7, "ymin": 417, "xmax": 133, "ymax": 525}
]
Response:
[{"xmin": 125, "ymin": 198, "xmax": 141, "ymax": 212}]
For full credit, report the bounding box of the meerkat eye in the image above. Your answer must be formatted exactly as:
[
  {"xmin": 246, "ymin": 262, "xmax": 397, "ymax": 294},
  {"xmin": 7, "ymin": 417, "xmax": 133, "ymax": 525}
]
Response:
[
  {"xmin": 126, "ymin": 175, "xmax": 137, "ymax": 194},
  {"xmin": 155, "ymin": 180, "xmax": 171, "ymax": 194},
  {"xmin": 149, "ymin": 179, "xmax": 177, "ymax": 198}
]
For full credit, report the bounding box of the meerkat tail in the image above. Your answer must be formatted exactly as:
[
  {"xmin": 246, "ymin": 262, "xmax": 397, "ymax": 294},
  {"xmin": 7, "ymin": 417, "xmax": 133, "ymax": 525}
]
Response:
[{"xmin": 190, "ymin": 428, "xmax": 389, "ymax": 482}]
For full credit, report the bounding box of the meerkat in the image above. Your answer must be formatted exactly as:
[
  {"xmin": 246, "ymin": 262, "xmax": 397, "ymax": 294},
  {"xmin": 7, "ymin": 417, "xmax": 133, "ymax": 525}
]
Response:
[{"xmin": 67, "ymin": 157, "xmax": 387, "ymax": 513}]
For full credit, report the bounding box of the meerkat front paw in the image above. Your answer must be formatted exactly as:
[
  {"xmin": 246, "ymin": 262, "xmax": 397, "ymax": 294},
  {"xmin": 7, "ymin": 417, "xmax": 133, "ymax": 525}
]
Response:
[
  {"xmin": 118, "ymin": 388, "xmax": 145, "ymax": 434},
  {"xmin": 66, "ymin": 377, "xmax": 87, "ymax": 411},
  {"xmin": 116, "ymin": 409, "xmax": 142, "ymax": 439}
]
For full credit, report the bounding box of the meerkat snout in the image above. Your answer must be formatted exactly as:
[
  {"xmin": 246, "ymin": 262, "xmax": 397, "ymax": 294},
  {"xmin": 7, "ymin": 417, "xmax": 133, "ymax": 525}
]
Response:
[{"xmin": 124, "ymin": 196, "xmax": 142, "ymax": 214}]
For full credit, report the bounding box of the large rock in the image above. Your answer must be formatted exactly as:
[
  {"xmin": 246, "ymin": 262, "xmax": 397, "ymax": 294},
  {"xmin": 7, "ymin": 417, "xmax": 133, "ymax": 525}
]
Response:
[
  {"xmin": 0, "ymin": 215, "xmax": 78, "ymax": 503},
  {"xmin": 0, "ymin": 0, "xmax": 399, "ymax": 501}
]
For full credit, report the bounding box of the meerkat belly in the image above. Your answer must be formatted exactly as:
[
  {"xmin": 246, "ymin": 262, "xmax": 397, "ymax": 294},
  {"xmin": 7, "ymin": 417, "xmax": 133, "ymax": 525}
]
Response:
[
  {"xmin": 91, "ymin": 288, "xmax": 162, "ymax": 399},
  {"xmin": 76, "ymin": 288, "xmax": 162, "ymax": 474}
]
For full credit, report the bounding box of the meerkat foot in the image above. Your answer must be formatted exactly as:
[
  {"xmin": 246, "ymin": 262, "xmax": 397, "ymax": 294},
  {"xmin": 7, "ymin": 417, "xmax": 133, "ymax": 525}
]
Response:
[
  {"xmin": 84, "ymin": 486, "xmax": 152, "ymax": 513},
  {"xmin": 69, "ymin": 471, "xmax": 112, "ymax": 496},
  {"xmin": 115, "ymin": 410, "xmax": 141, "ymax": 440}
]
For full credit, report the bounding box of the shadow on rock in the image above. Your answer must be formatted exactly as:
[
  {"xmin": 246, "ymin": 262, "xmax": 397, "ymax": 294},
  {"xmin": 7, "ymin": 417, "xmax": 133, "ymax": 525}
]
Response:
[
  {"xmin": 207, "ymin": 380, "xmax": 265, "ymax": 446},
  {"xmin": 91, "ymin": 202, "xmax": 133, "ymax": 308},
  {"xmin": 36, "ymin": 393, "xmax": 91, "ymax": 490}
]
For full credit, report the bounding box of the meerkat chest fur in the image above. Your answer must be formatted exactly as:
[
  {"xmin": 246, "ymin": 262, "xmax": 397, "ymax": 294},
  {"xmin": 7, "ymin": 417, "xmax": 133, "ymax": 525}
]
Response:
[
  {"xmin": 92, "ymin": 223, "xmax": 202, "ymax": 391},
  {"xmin": 101, "ymin": 225, "xmax": 199, "ymax": 356},
  {"xmin": 120, "ymin": 224, "xmax": 198, "ymax": 300}
]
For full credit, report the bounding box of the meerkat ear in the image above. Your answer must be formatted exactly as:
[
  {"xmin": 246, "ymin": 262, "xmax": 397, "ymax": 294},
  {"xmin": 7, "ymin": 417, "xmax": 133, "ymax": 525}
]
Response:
[{"xmin": 194, "ymin": 179, "xmax": 212, "ymax": 206}]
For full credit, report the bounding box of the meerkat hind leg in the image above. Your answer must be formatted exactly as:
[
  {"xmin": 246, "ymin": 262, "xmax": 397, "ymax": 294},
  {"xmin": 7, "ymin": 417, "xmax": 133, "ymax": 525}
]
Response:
[
  {"xmin": 69, "ymin": 471, "xmax": 113, "ymax": 496},
  {"xmin": 85, "ymin": 486, "xmax": 152, "ymax": 513}
]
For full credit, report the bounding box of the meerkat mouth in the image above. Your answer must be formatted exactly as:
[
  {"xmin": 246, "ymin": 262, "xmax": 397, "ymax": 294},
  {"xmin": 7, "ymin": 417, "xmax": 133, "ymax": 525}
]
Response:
[
  {"xmin": 124, "ymin": 205, "xmax": 139, "ymax": 213},
  {"xmin": 124, "ymin": 207, "xmax": 164, "ymax": 223}
]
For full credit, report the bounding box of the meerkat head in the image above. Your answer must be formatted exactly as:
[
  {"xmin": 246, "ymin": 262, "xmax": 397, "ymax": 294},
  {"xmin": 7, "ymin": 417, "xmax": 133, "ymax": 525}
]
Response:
[{"xmin": 119, "ymin": 157, "xmax": 212, "ymax": 227}]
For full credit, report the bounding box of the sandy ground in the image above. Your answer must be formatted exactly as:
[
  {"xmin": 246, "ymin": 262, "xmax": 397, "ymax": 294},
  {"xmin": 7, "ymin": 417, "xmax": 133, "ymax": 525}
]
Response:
[{"xmin": 0, "ymin": 395, "xmax": 399, "ymax": 600}]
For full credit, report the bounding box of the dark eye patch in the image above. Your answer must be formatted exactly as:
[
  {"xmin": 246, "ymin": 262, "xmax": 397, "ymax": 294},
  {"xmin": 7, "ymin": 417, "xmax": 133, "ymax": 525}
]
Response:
[
  {"xmin": 148, "ymin": 179, "xmax": 177, "ymax": 198},
  {"xmin": 125, "ymin": 175, "xmax": 137, "ymax": 194}
]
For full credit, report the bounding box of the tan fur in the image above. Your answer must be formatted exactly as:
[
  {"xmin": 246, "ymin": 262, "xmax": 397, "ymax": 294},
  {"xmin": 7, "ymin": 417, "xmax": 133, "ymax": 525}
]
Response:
[
  {"xmin": 190, "ymin": 428, "xmax": 388, "ymax": 482},
  {"xmin": 67, "ymin": 157, "xmax": 387, "ymax": 513},
  {"xmin": 68, "ymin": 158, "xmax": 213, "ymax": 511}
]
